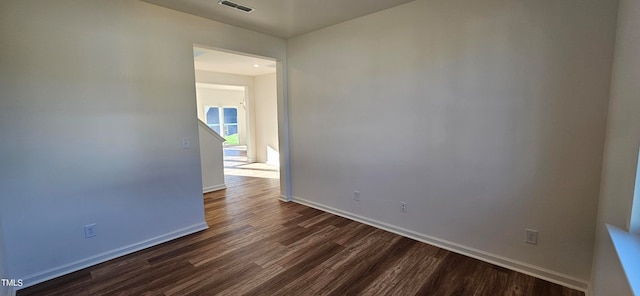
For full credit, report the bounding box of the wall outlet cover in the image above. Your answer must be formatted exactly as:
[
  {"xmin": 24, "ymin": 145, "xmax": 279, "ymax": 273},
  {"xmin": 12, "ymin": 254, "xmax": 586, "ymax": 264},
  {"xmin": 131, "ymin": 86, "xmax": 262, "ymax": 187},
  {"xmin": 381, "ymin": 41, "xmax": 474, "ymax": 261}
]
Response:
[
  {"xmin": 85, "ymin": 224, "xmax": 97, "ymax": 238},
  {"xmin": 525, "ymin": 229, "xmax": 538, "ymax": 245}
]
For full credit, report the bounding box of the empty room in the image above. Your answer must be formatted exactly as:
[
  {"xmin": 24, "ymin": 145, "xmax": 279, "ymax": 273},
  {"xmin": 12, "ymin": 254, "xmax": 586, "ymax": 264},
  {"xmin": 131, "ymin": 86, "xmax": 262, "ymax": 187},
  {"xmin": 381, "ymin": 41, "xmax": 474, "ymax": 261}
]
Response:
[{"xmin": 0, "ymin": 0, "xmax": 638, "ymax": 296}]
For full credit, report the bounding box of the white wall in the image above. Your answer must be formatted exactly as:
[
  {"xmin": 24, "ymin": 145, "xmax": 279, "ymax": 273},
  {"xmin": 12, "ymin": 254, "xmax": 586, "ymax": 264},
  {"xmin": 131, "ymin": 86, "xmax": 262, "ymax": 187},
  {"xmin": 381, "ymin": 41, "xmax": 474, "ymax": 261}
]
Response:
[
  {"xmin": 198, "ymin": 122, "xmax": 226, "ymax": 193},
  {"xmin": 0, "ymin": 0, "xmax": 284, "ymax": 288},
  {"xmin": 0, "ymin": 218, "xmax": 10, "ymax": 296},
  {"xmin": 254, "ymin": 73, "xmax": 279, "ymax": 164},
  {"xmin": 287, "ymin": 0, "xmax": 617, "ymax": 286},
  {"xmin": 590, "ymin": 0, "xmax": 639, "ymax": 295},
  {"xmin": 196, "ymin": 88, "xmax": 247, "ymax": 145}
]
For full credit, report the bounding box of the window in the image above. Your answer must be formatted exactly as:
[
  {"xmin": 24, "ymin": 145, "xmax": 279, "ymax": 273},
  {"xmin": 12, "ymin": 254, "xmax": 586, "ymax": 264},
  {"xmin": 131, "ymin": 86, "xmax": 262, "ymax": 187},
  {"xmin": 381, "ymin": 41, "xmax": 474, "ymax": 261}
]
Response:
[
  {"xmin": 223, "ymin": 107, "xmax": 238, "ymax": 142},
  {"xmin": 206, "ymin": 107, "xmax": 221, "ymax": 134},
  {"xmin": 205, "ymin": 106, "xmax": 239, "ymax": 145}
]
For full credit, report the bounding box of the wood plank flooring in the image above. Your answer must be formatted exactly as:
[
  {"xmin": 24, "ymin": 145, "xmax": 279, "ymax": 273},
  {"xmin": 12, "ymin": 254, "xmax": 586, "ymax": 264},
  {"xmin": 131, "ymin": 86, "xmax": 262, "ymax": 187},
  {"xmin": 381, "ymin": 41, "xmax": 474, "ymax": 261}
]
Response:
[{"xmin": 18, "ymin": 175, "xmax": 584, "ymax": 296}]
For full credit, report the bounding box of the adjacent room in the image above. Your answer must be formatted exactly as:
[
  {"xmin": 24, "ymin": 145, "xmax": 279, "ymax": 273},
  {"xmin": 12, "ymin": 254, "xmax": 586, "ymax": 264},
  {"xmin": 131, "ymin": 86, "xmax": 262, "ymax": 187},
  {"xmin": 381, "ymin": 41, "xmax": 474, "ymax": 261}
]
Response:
[
  {"xmin": 193, "ymin": 46, "xmax": 280, "ymax": 183},
  {"xmin": 0, "ymin": 0, "xmax": 638, "ymax": 296}
]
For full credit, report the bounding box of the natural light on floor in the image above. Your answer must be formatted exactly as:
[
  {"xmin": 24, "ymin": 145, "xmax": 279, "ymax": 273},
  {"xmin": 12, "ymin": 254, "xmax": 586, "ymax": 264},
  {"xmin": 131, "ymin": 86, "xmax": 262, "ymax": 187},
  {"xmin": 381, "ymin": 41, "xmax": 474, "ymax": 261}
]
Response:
[{"xmin": 224, "ymin": 162, "xmax": 280, "ymax": 179}]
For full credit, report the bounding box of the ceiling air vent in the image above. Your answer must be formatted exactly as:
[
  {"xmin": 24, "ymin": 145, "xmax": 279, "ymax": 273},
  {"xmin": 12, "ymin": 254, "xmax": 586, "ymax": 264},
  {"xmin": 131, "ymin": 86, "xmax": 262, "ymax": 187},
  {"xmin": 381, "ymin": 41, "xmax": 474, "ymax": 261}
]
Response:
[{"xmin": 218, "ymin": 0, "xmax": 254, "ymax": 13}]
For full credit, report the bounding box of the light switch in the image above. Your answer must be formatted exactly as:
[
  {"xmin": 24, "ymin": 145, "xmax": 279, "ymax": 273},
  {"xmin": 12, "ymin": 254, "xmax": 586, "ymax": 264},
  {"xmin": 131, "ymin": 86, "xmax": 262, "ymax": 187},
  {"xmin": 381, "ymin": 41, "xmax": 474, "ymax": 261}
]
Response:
[{"xmin": 182, "ymin": 138, "xmax": 191, "ymax": 149}]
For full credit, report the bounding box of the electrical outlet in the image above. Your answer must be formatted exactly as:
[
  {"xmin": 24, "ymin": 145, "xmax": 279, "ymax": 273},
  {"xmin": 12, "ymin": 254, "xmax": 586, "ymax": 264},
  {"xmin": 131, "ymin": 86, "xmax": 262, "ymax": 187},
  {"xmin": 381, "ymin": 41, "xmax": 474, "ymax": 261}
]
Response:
[
  {"xmin": 400, "ymin": 202, "xmax": 407, "ymax": 213},
  {"xmin": 353, "ymin": 190, "xmax": 360, "ymax": 201},
  {"xmin": 525, "ymin": 229, "xmax": 538, "ymax": 245},
  {"xmin": 85, "ymin": 224, "xmax": 96, "ymax": 238}
]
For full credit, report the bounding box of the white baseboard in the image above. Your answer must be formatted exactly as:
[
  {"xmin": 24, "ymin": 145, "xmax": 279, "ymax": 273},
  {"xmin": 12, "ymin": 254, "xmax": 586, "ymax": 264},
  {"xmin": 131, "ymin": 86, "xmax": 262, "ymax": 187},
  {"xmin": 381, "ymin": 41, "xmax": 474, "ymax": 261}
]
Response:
[
  {"xmin": 279, "ymin": 194, "xmax": 291, "ymax": 202},
  {"xmin": 16, "ymin": 222, "xmax": 208, "ymax": 291},
  {"xmin": 291, "ymin": 196, "xmax": 589, "ymax": 293},
  {"xmin": 203, "ymin": 184, "xmax": 226, "ymax": 193}
]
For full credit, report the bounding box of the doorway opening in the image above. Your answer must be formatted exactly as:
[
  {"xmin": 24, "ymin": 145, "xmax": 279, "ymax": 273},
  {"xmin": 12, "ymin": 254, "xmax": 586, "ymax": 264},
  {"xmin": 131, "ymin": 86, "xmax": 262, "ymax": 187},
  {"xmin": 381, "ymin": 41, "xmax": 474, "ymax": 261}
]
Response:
[{"xmin": 194, "ymin": 46, "xmax": 280, "ymax": 180}]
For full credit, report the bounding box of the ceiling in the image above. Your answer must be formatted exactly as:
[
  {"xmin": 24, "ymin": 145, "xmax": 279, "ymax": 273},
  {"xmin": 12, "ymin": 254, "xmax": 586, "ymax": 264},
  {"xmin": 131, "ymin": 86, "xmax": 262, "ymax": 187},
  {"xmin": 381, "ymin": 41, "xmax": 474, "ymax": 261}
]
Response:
[
  {"xmin": 194, "ymin": 47, "xmax": 276, "ymax": 76},
  {"xmin": 142, "ymin": 0, "xmax": 416, "ymax": 39},
  {"xmin": 195, "ymin": 83, "xmax": 245, "ymax": 91}
]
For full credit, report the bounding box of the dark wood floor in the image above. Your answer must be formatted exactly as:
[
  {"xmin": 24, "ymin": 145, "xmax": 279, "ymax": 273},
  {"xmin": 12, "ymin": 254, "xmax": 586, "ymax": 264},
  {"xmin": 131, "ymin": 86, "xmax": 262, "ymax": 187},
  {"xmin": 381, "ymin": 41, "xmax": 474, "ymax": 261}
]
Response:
[{"xmin": 18, "ymin": 175, "xmax": 584, "ymax": 296}]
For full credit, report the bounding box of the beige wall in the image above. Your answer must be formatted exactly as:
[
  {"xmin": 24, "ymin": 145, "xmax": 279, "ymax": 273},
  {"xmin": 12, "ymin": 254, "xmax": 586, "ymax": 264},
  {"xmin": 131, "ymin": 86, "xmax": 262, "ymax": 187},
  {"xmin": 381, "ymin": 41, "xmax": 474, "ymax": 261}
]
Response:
[
  {"xmin": 0, "ymin": 0, "xmax": 285, "ymax": 288},
  {"xmin": 287, "ymin": 0, "xmax": 617, "ymax": 287},
  {"xmin": 590, "ymin": 0, "xmax": 639, "ymax": 294},
  {"xmin": 254, "ymin": 73, "xmax": 279, "ymax": 164}
]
